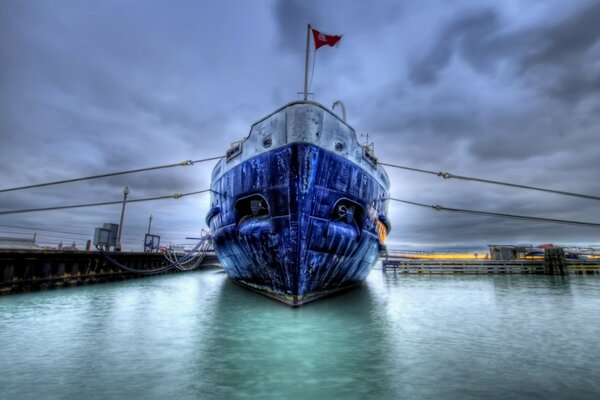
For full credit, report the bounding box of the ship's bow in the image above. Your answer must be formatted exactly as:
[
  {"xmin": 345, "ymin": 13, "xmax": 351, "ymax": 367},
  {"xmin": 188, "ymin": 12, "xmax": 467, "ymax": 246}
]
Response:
[{"xmin": 207, "ymin": 102, "xmax": 390, "ymax": 306}]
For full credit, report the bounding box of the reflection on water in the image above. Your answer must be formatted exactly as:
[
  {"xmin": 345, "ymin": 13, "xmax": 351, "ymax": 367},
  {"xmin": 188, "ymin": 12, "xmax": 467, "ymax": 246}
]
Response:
[
  {"xmin": 196, "ymin": 278, "xmax": 394, "ymax": 399},
  {"xmin": 1, "ymin": 270, "xmax": 599, "ymax": 399}
]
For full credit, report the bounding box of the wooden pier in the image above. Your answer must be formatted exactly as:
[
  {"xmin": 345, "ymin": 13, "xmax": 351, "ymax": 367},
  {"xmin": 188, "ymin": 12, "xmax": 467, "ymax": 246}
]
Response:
[{"xmin": 0, "ymin": 249, "xmax": 221, "ymax": 296}]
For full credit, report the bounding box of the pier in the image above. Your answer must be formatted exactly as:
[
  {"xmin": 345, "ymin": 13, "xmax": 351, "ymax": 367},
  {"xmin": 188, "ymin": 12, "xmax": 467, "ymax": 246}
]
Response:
[
  {"xmin": 0, "ymin": 249, "xmax": 220, "ymax": 295},
  {"xmin": 2, "ymin": 245, "xmax": 598, "ymax": 297},
  {"xmin": 2, "ymin": 245, "xmax": 599, "ymax": 297},
  {"xmin": 381, "ymin": 250, "xmax": 600, "ymax": 275}
]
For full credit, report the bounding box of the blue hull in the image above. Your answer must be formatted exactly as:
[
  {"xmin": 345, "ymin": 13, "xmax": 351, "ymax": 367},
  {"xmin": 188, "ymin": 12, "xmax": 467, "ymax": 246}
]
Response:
[{"xmin": 207, "ymin": 143, "xmax": 389, "ymax": 306}]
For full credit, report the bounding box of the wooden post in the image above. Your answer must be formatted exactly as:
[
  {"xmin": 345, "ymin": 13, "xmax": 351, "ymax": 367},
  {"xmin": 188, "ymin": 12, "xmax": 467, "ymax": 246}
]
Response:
[{"xmin": 544, "ymin": 248, "xmax": 568, "ymax": 275}]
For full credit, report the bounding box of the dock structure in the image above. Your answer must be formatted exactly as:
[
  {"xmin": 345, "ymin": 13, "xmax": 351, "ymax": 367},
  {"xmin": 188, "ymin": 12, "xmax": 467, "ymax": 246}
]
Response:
[
  {"xmin": 0, "ymin": 249, "xmax": 220, "ymax": 296},
  {"xmin": 381, "ymin": 251, "xmax": 600, "ymax": 275}
]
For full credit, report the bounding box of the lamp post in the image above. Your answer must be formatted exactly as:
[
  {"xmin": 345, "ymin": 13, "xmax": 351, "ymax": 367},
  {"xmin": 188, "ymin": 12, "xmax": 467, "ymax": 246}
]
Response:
[
  {"xmin": 116, "ymin": 186, "xmax": 129, "ymax": 251},
  {"xmin": 147, "ymin": 214, "xmax": 153, "ymax": 234}
]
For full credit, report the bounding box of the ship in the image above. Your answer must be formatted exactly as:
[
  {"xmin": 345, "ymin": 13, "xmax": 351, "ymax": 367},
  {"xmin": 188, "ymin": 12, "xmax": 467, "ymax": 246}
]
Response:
[
  {"xmin": 205, "ymin": 25, "xmax": 390, "ymax": 306},
  {"xmin": 206, "ymin": 100, "xmax": 391, "ymax": 306}
]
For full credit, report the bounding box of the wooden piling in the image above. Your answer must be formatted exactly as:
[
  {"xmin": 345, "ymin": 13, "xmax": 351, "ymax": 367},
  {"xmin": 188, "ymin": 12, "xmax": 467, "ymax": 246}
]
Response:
[{"xmin": 544, "ymin": 248, "xmax": 568, "ymax": 275}]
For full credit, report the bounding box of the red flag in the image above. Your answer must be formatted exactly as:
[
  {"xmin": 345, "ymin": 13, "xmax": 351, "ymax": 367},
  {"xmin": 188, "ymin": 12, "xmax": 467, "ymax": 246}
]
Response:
[{"xmin": 311, "ymin": 28, "xmax": 342, "ymax": 50}]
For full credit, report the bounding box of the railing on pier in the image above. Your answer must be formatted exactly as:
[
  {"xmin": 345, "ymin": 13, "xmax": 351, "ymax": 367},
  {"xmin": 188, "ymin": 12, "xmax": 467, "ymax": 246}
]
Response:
[
  {"xmin": 381, "ymin": 252, "xmax": 600, "ymax": 275},
  {"xmin": 381, "ymin": 259, "xmax": 546, "ymax": 274}
]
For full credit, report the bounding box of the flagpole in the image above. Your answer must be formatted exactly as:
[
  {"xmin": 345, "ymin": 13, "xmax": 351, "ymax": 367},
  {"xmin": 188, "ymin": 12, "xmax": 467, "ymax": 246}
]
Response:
[{"xmin": 303, "ymin": 23, "xmax": 311, "ymax": 101}]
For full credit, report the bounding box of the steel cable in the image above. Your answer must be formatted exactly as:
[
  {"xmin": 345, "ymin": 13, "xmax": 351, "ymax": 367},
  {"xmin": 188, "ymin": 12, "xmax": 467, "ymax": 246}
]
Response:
[
  {"xmin": 0, "ymin": 156, "xmax": 223, "ymax": 193},
  {"xmin": 0, "ymin": 189, "xmax": 212, "ymax": 216},
  {"xmin": 380, "ymin": 162, "xmax": 600, "ymax": 201},
  {"xmin": 163, "ymin": 230, "xmax": 212, "ymax": 271},
  {"xmin": 98, "ymin": 234, "xmax": 207, "ymax": 274},
  {"xmin": 0, "ymin": 223, "xmax": 90, "ymax": 236},
  {"xmin": 379, "ymin": 162, "xmax": 441, "ymax": 176},
  {"xmin": 388, "ymin": 197, "xmax": 600, "ymax": 228}
]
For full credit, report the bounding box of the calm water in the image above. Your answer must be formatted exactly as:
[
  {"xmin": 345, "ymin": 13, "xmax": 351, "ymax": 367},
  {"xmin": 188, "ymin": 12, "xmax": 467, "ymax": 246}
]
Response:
[{"xmin": 1, "ymin": 270, "xmax": 599, "ymax": 400}]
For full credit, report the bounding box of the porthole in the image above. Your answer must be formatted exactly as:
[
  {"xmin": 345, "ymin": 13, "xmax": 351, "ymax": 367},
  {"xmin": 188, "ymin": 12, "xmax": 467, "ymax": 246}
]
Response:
[
  {"xmin": 263, "ymin": 136, "xmax": 272, "ymax": 148},
  {"xmin": 335, "ymin": 141, "xmax": 345, "ymax": 151}
]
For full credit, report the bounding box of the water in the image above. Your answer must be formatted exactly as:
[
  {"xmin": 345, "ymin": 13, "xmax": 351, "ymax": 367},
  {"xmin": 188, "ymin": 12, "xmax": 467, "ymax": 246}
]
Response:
[{"xmin": 1, "ymin": 270, "xmax": 599, "ymax": 400}]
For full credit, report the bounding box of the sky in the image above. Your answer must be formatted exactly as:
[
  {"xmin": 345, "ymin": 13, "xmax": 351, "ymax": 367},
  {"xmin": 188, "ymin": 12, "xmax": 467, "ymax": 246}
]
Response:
[{"xmin": 1, "ymin": 0, "xmax": 599, "ymax": 251}]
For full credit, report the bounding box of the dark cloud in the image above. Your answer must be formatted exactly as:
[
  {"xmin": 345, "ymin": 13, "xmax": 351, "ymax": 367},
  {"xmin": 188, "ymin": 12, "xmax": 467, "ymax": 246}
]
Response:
[
  {"xmin": 0, "ymin": 0, "xmax": 598, "ymax": 249},
  {"xmin": 409, "ymin": 1, "xmax": 600, "ymax": 104},
  {"xmin": 519, "ymin": 2, "xmax": 600, "ymax": 70},
  {"xmin": 273, "ymin": 0, "xmax": 321, "ymax": 51},
  {"xmin": 273, "ymin": 0, "xmax": 403, "ymax": 52},
  {"xmin": 408, "ymin": 8, "xmax": 501, "ymax": 85}
]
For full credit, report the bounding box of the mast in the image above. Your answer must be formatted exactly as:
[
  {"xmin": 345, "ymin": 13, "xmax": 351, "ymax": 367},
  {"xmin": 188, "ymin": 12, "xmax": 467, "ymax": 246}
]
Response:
[{"xmin": 303, "ymin": 24, "xmax": 311, "ymax": 100}]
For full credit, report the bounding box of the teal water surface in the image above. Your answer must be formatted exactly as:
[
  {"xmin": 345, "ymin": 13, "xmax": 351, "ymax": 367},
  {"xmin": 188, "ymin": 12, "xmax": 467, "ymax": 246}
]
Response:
[{"xmin": 1, "ymin": 270, "xmax": 599, "ymax": 399}]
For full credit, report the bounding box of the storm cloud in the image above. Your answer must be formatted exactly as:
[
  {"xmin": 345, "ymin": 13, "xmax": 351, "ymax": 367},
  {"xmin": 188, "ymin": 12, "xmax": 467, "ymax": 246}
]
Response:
[{"xmin": 1, "ymin": 0, "xmax": 599, "ymax": 250}]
